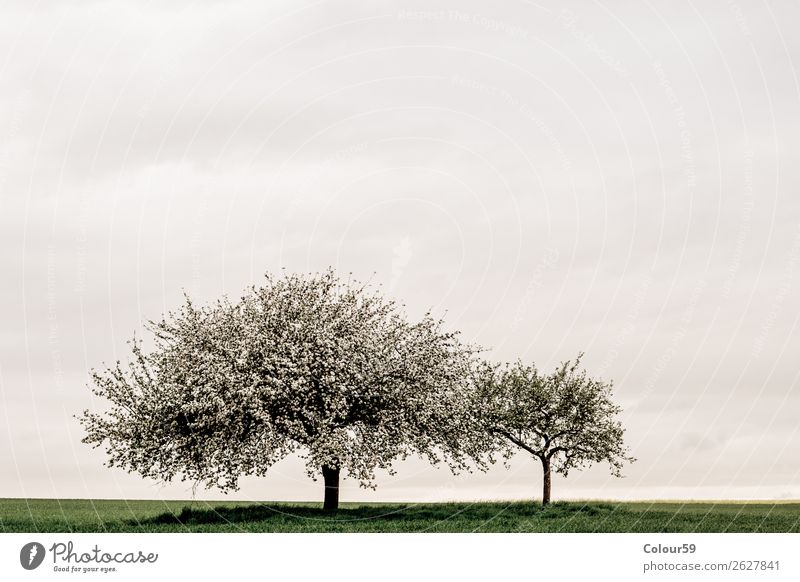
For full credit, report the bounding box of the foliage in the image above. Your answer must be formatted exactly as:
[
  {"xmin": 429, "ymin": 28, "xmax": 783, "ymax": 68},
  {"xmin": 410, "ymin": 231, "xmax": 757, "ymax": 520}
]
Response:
[
  {"xmin": 79, "ymin": 270, "xmax": 482, "ymax": 497},
  {"xmin": 472, "ymin": 354, "xmax": 635, "ymax": 497}
]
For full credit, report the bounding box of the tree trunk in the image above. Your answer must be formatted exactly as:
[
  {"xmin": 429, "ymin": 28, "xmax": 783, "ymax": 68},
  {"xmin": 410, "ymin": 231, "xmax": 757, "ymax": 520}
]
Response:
[
  {"xmin": 322, "ymin": 465, "xmax": 340, "ymax": 513},
  {"xmin": 541, "ymin": 456, "xmax": 552, "ymax": 505}
]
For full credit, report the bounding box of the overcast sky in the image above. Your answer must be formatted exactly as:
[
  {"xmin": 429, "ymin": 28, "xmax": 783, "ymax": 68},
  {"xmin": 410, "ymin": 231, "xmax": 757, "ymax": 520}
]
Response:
[{"xmin": 1, "ymin": 0, "xmax": 799, "ymax": 503}]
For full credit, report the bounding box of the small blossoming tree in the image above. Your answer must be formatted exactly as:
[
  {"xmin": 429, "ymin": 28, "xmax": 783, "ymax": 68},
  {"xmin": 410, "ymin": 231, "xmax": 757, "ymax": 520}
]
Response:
[
  {"xmin": 472, "ymin": 354, "xmax": 635, "ymax": 504},
  {"xmin": 80, "ymin": 270, "xmax": 483, "ymax": 511}
]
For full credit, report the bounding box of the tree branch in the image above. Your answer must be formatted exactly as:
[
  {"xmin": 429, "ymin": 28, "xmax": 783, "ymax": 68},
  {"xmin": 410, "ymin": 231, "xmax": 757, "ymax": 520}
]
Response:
[{"xmin": 492, "ymin": 428, "xmax": 541, "ymax": 457}]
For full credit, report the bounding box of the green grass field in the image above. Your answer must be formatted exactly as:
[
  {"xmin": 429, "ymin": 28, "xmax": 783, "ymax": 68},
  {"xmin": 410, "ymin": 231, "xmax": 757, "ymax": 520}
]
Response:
[{"xmin": 2, "ymin": 499, "xmax": 799, "ymax": 532}]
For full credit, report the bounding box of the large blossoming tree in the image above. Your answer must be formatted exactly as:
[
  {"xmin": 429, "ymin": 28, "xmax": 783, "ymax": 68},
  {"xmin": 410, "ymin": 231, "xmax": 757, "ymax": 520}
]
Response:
[
  {"xmin": 472, "ymin": 355, "xmax": 635, "ymax": 504},
  {"xmin": 80, "ymin": 270, "xmax": 483, "ymax": 511}
]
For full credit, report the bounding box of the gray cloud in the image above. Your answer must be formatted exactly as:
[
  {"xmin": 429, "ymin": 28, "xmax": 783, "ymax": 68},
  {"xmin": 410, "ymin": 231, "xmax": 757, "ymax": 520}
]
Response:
[{"xmin": 1, "ymin": 0, "xmax": 799, "ymax": 501}]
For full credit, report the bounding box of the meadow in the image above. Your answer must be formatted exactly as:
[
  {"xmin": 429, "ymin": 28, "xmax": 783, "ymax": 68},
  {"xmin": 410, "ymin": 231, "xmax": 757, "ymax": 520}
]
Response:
[{"xmin": 2, "ymin": 499, "xmax": 799, "ymax": 533}]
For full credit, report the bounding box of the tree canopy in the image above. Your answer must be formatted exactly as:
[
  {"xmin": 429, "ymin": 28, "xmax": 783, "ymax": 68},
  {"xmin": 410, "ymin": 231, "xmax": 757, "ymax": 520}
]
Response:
[
  {"xmin": 471, "ymin": 354, "xmax": 635, "ymax": 504},
  {"xmin": 80, "ymin": 270, "xmax": 482, "ymax": 510}
]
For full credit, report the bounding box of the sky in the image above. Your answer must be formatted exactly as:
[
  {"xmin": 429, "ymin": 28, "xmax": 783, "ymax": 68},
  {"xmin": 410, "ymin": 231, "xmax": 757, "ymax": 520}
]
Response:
[{"xmin": 1, "ymin": 0, "xmax": 799, "ymax": 503}]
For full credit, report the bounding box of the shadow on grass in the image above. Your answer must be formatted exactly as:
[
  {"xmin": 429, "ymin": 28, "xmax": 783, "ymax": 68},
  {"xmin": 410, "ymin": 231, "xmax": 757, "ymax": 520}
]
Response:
[{"xmin": 136, "ymin": 501, "xmax": 618, "ymax": 529}]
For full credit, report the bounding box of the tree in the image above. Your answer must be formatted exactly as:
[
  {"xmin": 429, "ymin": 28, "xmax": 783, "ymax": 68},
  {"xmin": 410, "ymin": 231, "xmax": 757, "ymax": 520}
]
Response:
[
  {"xmin": 472, "ymin": 354, "xmax": 635, "ymax": 504},
  {"xmin": 80, "ymin": 270, "xmax": 481, "ymax": 512}
]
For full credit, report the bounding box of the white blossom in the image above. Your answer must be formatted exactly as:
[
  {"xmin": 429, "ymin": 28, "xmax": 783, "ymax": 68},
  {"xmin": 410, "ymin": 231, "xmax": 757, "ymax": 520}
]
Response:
[{"xmin": 80, "ymin": 269, "xmax": 483, "ymax": 510}]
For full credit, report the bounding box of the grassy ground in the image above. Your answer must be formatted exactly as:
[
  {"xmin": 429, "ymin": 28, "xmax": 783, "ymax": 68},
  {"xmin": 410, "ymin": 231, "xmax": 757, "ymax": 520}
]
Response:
[{"xmin": 2, "ymin": 499, "xmax": 799, "ymax": 532}]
